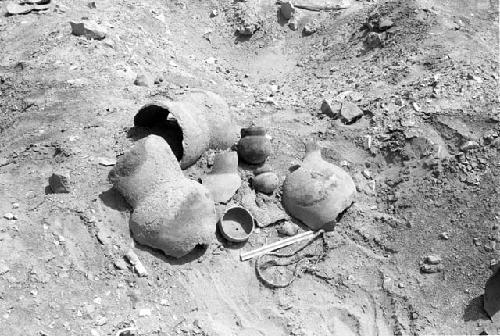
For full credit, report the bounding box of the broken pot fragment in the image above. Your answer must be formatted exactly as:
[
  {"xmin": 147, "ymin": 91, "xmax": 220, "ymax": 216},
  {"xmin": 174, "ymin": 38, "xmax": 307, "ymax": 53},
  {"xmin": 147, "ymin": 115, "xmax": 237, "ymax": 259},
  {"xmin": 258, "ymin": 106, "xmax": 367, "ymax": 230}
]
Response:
[
  {"xmin": 282, "ymin": 141, "xmax": 356, "ymax": 230},
  {"xmin": 109, "ymin": 135, "xmax": 216, "ymax": 258},
  {"xmin": 134, "ymin": 90, "xmax": 239, "ymax": 169},
  {"xmin": 202, "ymin": 151, "xmax": 241, "ymax": 203}
]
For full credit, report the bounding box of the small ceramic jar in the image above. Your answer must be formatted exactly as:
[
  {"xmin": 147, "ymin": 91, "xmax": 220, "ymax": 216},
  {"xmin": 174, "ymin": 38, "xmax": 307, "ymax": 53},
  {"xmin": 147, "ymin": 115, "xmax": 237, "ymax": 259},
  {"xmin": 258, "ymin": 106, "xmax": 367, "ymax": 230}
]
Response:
[{"xmin": 237, "ymin": 127, "xmax": 272, "ymax": 165}]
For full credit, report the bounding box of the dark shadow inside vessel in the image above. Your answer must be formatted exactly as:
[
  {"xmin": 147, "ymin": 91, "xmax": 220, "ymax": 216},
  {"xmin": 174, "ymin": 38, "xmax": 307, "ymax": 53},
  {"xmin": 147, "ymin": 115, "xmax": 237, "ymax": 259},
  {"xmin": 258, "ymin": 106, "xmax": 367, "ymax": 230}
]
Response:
[{"xmin": 128, "ymin": 104, "xmax": 184, "ymax": 161}]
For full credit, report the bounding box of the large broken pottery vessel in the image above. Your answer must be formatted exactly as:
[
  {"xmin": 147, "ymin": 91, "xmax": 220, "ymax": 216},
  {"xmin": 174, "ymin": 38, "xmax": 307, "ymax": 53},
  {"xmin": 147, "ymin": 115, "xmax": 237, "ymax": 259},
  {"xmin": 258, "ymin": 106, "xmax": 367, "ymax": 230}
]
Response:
[
  {"xmin": 134, "ymin": 89, "xmax": 239, "ymax": 169},
  {"xmin": 282, "ymin": 142, "xmax": 356, "ymax": 230},
  {"xmin": 202, "ymin": 151, "xmax": 241, "ymax": 203},
  {"xmin": 109, "ymin": 135, "xmax": 216, "ymax": 258}
]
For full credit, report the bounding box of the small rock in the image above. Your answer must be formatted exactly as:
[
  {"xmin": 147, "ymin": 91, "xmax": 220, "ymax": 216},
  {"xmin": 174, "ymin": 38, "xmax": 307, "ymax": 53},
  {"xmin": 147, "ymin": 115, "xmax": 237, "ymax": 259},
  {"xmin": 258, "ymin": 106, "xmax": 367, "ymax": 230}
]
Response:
[
  {"xmin": 116, "ymin": 327, "xmax": 138, "ymax": 336},
  {"xmin": 139, "ymin": 308, "xmax": 152, "ymax": 317},
  {"xmin": 398, "ymin": 282, "xmax": 405, "ymax": 288},
  {"xmin": 49, "ymin": 172, "xmax": 71, "ymax": 193},
  {"xmin": 460, "ymin": 140, "xmax": 479, "ymax": 152},
  {"xmin": 485, "ymin": 241, "xmax": 496, "ymax": 252},
  {"xmin": 70, "ymin": 22, "xmax": 106, "ymax": 40},
  {"xmin": 420, "ymin": 264, "xmax": 443, "ymax": 273},
  {"xmin": 362, "ymin": 135, "xmax": 372, "ymax": 150},
  {"xmin": 424, "ymin": 255, "xmax": 441, "ymax": 265},
  {"xmin": 473, "ymin": 237, "xmax": 481, "ymax": 246},
  {"xmin": 288, "ymin": 18, "xmax": 298, "ymax": 31},
  {"xmin": 12, "ymin": 203, "xmax": 19, "ymax": 209},
  {"xmin": 6, "ymin": 3, "xmax": 32, "ymax": 15},
  {"xmin": 209, "ymin": 9, "xmax": 217, "ymax": 17},
  {"xmin": 88, "ymin": 1, "xmax": 96, "ymax": 9},
  {"xmin": 340, "ymin": 102, "xmax": 363, "ymax": 124},
  {"xmin": 114, "ymin": 258, "xmax": 129, "ymax": 271},
  {"xmin": 277, "ymin": 222, "xmax": 299, "ymax": 236},
  {"xmin": 125, "ymin": 249, "xmax": 148, "ymax": 277},
  {"xmin": 98, "ymin": 157, "xmax": 116, "ymax": 166},
  {"xmin": 438, "ymin": 232, "xmax": 449, "ymax": 240},
  {"xmin": 320, "ymin": 99, "xmax": 341, "ymax": 118},
  {"xmin": 412, "ymin": 102, "xmax": 421, "ymax": 112},
  {"xmin": 3, "ymin": 213, "xmax": 16, "ymax": 220},
  {"xmin": 134, "ymin": 74, "xmax": 152, "ymax": 87},
  {"xmin": 31, "ymin": 4, "xmax": 49, "ymax": 11},
  {"xmin": 280, "ymin": 1, "xmax": 295, "ymax": 20},
  {"xmin": 0, "ymin": 261, "xmax": 10, "ymax": 275},
  {"xmin": 362, "ymin": 169, "xmax": 372, "ymax": 179},
  {"xmin": 0, "ymin": 157, "xmax": 9, "ymax": 167},
  {"xmin": 378, "ymin": 18, "xmax": 393, "ymax": 31},
  {"xmin": 303, "ymin": 23, "xmax": 317, "ymax": 36},
  {"xmin": 365, "ymin": 32, "xmax": 383, "ymax": 48},
  {"xmin": 95, "ymin": 315, "xmax": 107, "ymax": 326}
]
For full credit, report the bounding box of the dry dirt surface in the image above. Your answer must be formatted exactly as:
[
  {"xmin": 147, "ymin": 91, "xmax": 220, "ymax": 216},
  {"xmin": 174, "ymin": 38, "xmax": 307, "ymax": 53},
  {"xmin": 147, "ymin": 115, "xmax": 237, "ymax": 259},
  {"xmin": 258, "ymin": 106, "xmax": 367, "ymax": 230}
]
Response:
[{"xmin": 0, "ymin": 0, "xmax": 499, "ymax": 335}]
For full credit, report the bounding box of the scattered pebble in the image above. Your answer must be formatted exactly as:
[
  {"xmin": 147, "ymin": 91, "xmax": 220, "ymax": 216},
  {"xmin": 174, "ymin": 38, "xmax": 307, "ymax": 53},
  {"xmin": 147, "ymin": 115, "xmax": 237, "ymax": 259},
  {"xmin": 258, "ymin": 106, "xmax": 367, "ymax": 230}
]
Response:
[
  {"xmin": 125, "ymin": 249, "xmax": 148, "ymax": 277},
  {"xmin": 0, "ymin": 261, "xmax": 10, "ymax": 275},
  {"xmin": 424, "ymin": 255, "xmax": 442, "ymax": 265},
  {"xmin": 3, "ymin": 213, "xmax": 16, "ymax": 220},
  {"xmin": 288, "ymin": 18, "xmax": 298, "ymax": 31},
  {"xmin": 134, "ymin": 73, "xmax": 152, "ymax": 87},
  {"xmin": 70, "ymin": 22, "xmax": 106, "ymax": 40},
  {"xmin": 420, "ymin": 264, "xmax": 443, "ymax": 273},
  {"xmin": 277, "ymin": 222, "xmax": 299, "ymax": 236},
  {"xmin": 6, "ymin": 2, "xmax": 33, "ymax": 15},
  {"xmin": 460, "ymin": 140, "xmax": 479, "ymax": 152},
  {"xmin": 114, "ymin": 258, "xmax": 129, "ymax": 271},
  {"xmin": 95, "ymin": 315, "xmax": 107, "ymax": 326},
  {"xmin": 365, "ymin": 32, "xmax": 383, "ymax": 48},
  {"xmin": 362, "ymin": 169, "xmax": 372, "ymax": 179},
  {"xmin": 303, "ymin": 22, "xmax": 317, "ymax": 36},
  {"xmin": 139, "ymin": 308, "xmax": 152, "ymax": 317},
  {"xmin": 98, "ymin": 157, "xmax": 116, "ymax": 166},
  {"xmin": 49, "ymin": 172, "xmax": 71, "ymax": 193},
  {"xmin": 484, "ymin": 240, "xmax": 496, "ymax": 252},
  {"xmin": 378, "ymin": 18, "xmax": 394, "ymax": 31},
  {"xmin": 320, "ymin": 98, "xmax": 340, "ymax": 118},
  {"xmin": 340, "ymin": 102, "xmax": 364, "ymax": 124},
  {"xmin": 438, "ymin": 232, "xmax": 449, "ymax": 240}
]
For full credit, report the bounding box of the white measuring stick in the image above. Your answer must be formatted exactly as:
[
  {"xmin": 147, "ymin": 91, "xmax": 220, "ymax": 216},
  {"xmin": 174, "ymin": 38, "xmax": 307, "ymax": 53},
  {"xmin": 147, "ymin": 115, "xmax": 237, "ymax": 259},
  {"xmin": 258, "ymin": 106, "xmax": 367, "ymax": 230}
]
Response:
[{"xmin": 240, "ymin": 230, "xmax": 323, "ymax": 261}]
